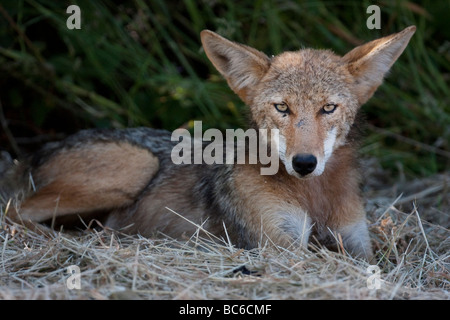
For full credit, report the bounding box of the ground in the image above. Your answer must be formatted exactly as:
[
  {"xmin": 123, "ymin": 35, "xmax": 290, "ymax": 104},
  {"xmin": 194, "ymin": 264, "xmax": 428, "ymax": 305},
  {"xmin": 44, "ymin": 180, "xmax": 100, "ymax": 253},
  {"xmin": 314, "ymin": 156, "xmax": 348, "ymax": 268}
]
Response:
[{"xmin": 0, "ymin": 158, "xmax": 448, "ymax": 300}]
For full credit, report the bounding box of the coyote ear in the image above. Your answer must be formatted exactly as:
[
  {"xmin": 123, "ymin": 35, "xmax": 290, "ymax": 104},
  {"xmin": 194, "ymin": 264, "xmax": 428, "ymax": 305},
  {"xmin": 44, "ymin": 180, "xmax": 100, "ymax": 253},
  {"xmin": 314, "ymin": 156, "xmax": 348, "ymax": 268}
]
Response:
[
  {"xmin": 343, "ymin": 26, "xmax": 416, "ymax": 105},
  {"xmin": 201, "ymin": 30, "xmax": 270, "ymax": 104}
]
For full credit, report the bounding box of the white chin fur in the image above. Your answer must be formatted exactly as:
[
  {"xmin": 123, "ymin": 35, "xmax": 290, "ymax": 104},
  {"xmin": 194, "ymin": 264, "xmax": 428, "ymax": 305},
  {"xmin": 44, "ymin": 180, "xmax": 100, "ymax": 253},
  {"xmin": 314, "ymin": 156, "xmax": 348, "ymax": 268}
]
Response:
[{"xmin": 281, "ymin": 127, "xmax": 337, "ymax": 179}]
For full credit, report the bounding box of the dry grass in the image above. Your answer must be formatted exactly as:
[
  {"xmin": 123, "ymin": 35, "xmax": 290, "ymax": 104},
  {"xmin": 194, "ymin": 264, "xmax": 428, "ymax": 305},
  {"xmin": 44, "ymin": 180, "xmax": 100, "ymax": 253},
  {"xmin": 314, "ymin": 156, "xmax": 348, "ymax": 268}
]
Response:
[{"xmin": 0, "ymin": 162, "xmax": 449, "ymax": 300}]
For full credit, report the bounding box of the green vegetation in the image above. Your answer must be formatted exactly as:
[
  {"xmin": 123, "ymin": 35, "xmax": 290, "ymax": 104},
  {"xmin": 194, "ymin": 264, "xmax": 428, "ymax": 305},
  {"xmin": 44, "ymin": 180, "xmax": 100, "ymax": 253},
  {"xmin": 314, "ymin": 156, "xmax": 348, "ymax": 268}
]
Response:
[{"xmin": 1, "ymin": 0, "xmax": 449, "ymax": 177}]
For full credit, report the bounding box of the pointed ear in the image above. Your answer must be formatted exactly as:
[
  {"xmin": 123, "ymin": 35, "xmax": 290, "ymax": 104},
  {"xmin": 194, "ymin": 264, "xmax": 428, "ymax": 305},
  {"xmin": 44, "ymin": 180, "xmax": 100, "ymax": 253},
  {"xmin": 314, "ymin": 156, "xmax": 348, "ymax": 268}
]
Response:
[
  {"xmin": 201, "ymin": 30, "xmax": 270, "ymax": 104},
  {"xmin": 342, "ymin": 26, "xmax": 416, "ymax": 105}
]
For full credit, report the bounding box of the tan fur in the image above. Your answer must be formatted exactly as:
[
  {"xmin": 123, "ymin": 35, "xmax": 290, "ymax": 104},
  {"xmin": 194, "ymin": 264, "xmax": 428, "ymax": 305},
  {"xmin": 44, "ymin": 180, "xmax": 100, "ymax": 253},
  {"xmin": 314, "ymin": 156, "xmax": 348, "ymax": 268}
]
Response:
[
  {"xmin": 105, "ymin": 166, "xmax": 207, "ymax": 237},
  {"xmin": 200, "ymin": 27, "xmax": 415, "ymax": 258},
  {"xmin": 17, "ymin": 142, "xmax": 159, "ymax": 223},
  {"xmin": 9, "ymin": 27, "xmax": 416, "ymax": 260},
  {"xmin": 201, "ymin": 30, "xmax": 271, "ymax": 104},
  {"xmin": 231, "ymin": 145, "xmax": 363, "ymax": 246},
  {"xmin": 343, "ymin": 26, "xmax": 416, "ymax": 105}
]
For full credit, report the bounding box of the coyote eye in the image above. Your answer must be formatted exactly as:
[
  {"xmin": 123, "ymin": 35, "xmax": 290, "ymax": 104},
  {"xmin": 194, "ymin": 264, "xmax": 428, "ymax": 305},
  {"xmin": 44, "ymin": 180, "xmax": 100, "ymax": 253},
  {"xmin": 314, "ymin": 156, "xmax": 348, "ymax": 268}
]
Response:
[
  {"xmin": 322, "ymin": 103, "xmax": 338, "ymax": 114},
  {"xmin": 274, "ymin": 103, "xmax": 289, "ymax": 114}
]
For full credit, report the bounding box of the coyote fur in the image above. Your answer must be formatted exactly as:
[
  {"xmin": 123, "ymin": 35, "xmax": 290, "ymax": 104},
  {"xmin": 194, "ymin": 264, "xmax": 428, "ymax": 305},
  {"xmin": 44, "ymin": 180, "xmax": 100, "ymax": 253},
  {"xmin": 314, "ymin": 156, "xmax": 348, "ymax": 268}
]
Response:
[{"xmin": 2, "ymin": 26, "xmax": 416, "ymax": 259}]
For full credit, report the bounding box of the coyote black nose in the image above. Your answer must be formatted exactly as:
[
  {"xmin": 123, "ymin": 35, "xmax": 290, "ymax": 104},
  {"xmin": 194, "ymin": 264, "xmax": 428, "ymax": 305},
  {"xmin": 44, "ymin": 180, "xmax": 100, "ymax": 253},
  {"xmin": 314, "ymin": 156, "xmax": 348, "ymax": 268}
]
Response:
[{"xmin": 292, "ymin": 154, "xmax": 317, "ymax": 176}]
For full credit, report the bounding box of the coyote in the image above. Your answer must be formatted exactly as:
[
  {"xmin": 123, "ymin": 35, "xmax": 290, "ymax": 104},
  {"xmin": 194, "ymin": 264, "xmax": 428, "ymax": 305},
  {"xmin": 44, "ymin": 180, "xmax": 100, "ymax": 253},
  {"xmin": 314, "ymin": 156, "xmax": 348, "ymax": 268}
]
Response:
[{"xmin": 2, "ymin": 26, "xmax": 416, "ymax": 259}]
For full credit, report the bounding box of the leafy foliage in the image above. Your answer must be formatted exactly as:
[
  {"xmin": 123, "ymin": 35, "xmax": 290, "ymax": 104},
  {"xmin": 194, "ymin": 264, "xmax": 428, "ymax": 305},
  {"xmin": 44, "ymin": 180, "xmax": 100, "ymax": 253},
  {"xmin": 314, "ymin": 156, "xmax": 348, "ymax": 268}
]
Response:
[{"xmin": 0, "ymin": 0, "xmax": 449, "ymax": 176}]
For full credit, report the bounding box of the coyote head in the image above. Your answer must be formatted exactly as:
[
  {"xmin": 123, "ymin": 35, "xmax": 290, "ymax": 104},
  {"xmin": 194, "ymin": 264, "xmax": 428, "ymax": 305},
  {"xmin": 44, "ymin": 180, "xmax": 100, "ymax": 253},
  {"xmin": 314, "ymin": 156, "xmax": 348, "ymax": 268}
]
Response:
[{"xmin": 201, "ymin": 27, "xmax": 415, "ymax": 178}]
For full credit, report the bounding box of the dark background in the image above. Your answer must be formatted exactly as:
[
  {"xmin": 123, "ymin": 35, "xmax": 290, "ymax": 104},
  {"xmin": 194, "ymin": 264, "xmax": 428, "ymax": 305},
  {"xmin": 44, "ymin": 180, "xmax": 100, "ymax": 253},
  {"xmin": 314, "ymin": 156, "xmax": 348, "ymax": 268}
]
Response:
[{"xmin": 0, "ymin": 0, "xmax": 449, "ymax": 177}]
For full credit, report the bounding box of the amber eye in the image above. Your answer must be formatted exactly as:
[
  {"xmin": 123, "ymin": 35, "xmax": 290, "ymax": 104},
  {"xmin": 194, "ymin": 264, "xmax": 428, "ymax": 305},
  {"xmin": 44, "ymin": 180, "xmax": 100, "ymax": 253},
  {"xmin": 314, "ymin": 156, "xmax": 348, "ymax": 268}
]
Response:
[
  {"xmin": 322, "ymin": 103, "xmax": 338, "ymax": 114},
  {"xmin": 274, "ymin": 103, "xmax": 289, "ymax": 114}
]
